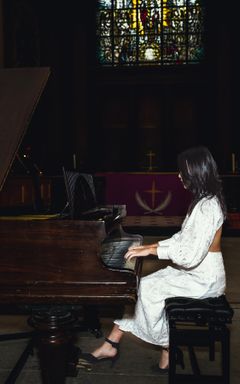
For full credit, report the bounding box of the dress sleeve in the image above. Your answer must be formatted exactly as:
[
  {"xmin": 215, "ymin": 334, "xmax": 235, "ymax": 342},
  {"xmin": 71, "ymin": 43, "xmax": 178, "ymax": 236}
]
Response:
[
  {"xmin": 157, "ymin": 215, "xmax": 188, "ymax": 249},
  {"xmin": 157, "ymin": 198, "xmax": 223, "ymax": 268}
]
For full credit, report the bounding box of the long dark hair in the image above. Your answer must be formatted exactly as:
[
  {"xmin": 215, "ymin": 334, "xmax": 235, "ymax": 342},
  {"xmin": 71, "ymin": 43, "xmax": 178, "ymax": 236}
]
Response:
[{"xmin": 177, "ymin": 146, "xmax": 227, "ymax": 218}]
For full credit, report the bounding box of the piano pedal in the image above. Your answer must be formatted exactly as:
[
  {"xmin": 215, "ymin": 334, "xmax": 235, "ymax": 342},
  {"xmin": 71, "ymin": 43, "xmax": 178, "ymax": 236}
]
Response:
[
  {"xmin": 89, "ymin": 327, "xmax": 103, "ymax": 338},
  {"xmin": 76, "ymin": 359, "xmax": 93, "ymax": 371},
  {"xmin": 66, "ymin": 345, "xmax": 81, "ymax": 377}
]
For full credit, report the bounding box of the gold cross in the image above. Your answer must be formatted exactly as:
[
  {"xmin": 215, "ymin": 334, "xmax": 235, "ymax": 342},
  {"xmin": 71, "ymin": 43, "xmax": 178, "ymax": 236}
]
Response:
[{"xmin": 145, "ymin": 180, "xmax": 162, "ymax": 208}]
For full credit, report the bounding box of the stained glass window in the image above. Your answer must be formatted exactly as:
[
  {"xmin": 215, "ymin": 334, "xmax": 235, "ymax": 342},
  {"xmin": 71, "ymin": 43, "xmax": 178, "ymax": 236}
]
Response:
[{"xmin": 96, "ymin": 0, "xmax": 205, "ymax": 66}]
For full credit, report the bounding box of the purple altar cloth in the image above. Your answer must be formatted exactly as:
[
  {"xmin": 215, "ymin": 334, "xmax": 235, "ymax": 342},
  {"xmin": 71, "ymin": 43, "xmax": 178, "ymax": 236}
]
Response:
[{"xmin": 97, "ymin": 172, "xmax": 192, "ymax": 216}]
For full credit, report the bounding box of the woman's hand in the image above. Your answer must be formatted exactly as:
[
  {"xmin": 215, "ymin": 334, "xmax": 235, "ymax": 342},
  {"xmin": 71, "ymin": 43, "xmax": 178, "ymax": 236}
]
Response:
[{"xmin": 124, "ymin": 244, "xmax": 158, "ymax": 261}]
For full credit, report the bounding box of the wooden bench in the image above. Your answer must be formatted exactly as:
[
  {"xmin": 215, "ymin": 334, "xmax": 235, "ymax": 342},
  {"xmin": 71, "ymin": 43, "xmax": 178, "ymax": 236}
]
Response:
[{"xmin": 165, "ymin": 295, "xmax": 234, "ymax": 383}]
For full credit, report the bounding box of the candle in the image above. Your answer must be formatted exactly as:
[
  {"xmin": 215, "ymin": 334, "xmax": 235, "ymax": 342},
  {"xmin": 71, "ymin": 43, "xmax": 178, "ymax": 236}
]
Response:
[
  {"xmin": 232, "ymin": 153, "xmax": 235, "ymax": 173},
  {"xmin": 73, "ymin": 154, "xmax": 76, "ymax": 170}
]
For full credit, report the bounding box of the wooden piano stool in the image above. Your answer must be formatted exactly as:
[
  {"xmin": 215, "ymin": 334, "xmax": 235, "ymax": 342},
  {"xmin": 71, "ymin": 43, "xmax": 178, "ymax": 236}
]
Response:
[{"xmin": 165, "ymin": 295, "xmax": 234, "ymax": 384}]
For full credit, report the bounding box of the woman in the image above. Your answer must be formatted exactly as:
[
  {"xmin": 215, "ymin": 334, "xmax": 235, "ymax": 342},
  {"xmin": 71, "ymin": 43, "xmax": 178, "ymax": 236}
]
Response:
[{"xmin": 78, "ymin": 146, "xmax": 227, "ymax": 373}]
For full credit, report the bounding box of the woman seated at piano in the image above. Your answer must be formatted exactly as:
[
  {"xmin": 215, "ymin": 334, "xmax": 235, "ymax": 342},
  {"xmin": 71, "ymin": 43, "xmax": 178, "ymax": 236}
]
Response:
[{"xmin": 78, "ymin": 146, "xmax": 227, "ymax": 374}]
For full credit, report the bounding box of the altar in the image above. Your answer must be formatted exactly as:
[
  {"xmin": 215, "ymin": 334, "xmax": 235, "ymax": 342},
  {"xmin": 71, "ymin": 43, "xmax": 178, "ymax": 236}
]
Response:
[
  {"xmin": 96, "ymin": 172, "xmax": 240, "ymax": 235},
  {"xmin": 96, "ymin": 172, "xmax": 192, "ymax": 217}
]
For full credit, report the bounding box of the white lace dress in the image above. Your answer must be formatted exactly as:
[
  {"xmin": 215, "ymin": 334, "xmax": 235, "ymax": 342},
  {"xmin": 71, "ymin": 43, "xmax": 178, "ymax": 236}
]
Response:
[{"xmin": 114, "ymin": 196, "xmax": 226, "ymax": 347}]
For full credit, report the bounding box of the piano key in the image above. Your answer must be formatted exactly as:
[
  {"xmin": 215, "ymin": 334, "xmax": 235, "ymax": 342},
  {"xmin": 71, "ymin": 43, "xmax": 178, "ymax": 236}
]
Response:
[{"xmin": 101, "ymin": 236, "xmax": 143, "ymax": 270}]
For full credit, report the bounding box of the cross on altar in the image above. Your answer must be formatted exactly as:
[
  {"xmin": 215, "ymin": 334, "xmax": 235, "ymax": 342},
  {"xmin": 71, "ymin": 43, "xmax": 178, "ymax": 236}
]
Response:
[{"xmin": 145, "ymin": 180, "xmax": 162, "ymax": 208}]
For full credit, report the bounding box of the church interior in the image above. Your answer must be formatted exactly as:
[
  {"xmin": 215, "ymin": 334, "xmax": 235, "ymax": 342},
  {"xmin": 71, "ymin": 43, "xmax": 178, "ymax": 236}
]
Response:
[{"xmin": 0, "ymin": 1, "xmax": 239, "ymax": 383}]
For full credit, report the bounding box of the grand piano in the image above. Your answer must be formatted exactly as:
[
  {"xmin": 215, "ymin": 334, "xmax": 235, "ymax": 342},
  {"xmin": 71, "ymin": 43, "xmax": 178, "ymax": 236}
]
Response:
[{"xmin": 0, "ymin": 68, "xmax": 143, "ymax": 383}]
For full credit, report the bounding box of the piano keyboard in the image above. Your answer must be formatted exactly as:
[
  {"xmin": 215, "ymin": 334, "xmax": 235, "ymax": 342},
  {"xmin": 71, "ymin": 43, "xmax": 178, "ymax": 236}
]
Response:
[{"xmin": 100, "ymin": 236, "xmax": 142, "ymax": 271}]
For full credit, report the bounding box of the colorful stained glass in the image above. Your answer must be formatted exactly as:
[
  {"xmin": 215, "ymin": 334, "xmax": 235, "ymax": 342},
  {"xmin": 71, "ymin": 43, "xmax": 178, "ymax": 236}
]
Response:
[{"xmin": 96, "ymin": 0, "xmax": 205, "ymax": 66}]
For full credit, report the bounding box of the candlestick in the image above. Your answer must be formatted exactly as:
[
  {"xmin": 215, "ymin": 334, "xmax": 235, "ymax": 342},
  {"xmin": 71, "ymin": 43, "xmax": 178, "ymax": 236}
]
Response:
[
  {"xmin": 73, "ymin": 154, "xmax": 76, "ymax": 170},
  {"xmin": 232, "ymin": 153, "xmax": 235, "ymax": 174}
]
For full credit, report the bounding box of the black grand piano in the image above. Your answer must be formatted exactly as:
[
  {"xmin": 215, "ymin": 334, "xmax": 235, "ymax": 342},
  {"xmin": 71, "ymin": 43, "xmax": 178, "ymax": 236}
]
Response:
[{"xmin": 0, "ymin": 68, "xmax": 143, "ymax": 383}]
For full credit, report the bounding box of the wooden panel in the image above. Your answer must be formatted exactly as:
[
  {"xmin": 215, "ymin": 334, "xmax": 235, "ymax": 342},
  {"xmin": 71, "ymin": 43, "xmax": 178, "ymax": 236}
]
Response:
[{"xmin": 0, "ymin": 176, "xmax": 52, "ymax": 211}]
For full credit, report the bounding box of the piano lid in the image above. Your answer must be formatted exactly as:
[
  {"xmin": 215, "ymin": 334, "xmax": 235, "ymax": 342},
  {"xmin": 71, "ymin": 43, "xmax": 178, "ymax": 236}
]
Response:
[{"xmin": 0, "ymin": 67, "xmax": 50, "ymax": 191}]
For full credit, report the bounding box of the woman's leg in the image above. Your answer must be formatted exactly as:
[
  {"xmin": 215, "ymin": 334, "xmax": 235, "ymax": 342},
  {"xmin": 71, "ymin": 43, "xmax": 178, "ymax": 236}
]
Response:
[
  {"xmin": 91, "ymin": 324, "xmax": 124, "ymax": 359},
  {"xmin": 159, "ymin": 347, "xmax": 169, "ymax": 369}
]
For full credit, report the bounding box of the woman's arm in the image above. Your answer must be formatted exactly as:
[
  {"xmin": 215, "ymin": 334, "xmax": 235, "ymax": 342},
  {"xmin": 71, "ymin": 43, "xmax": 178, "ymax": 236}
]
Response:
[
  {"xmin": 124, "ymin": 243, "xmax": 158, "ymax": 261},
  {"xmin": 157, "ymin": 198, "xmax": 223, "ymax": 269}
]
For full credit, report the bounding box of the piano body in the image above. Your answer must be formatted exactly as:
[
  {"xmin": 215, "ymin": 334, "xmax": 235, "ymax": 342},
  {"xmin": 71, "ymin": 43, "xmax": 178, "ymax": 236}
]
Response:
[{"xmin": 0, "ymin": 68, "xmax": 143, "ymax": 383}]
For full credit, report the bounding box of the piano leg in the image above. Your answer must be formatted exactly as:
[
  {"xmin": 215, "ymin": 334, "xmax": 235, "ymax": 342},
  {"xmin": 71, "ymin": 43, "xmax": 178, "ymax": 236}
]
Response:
[{"xmin": 29, "ymin": 307, "xmax": 81, "ymax": 384}]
